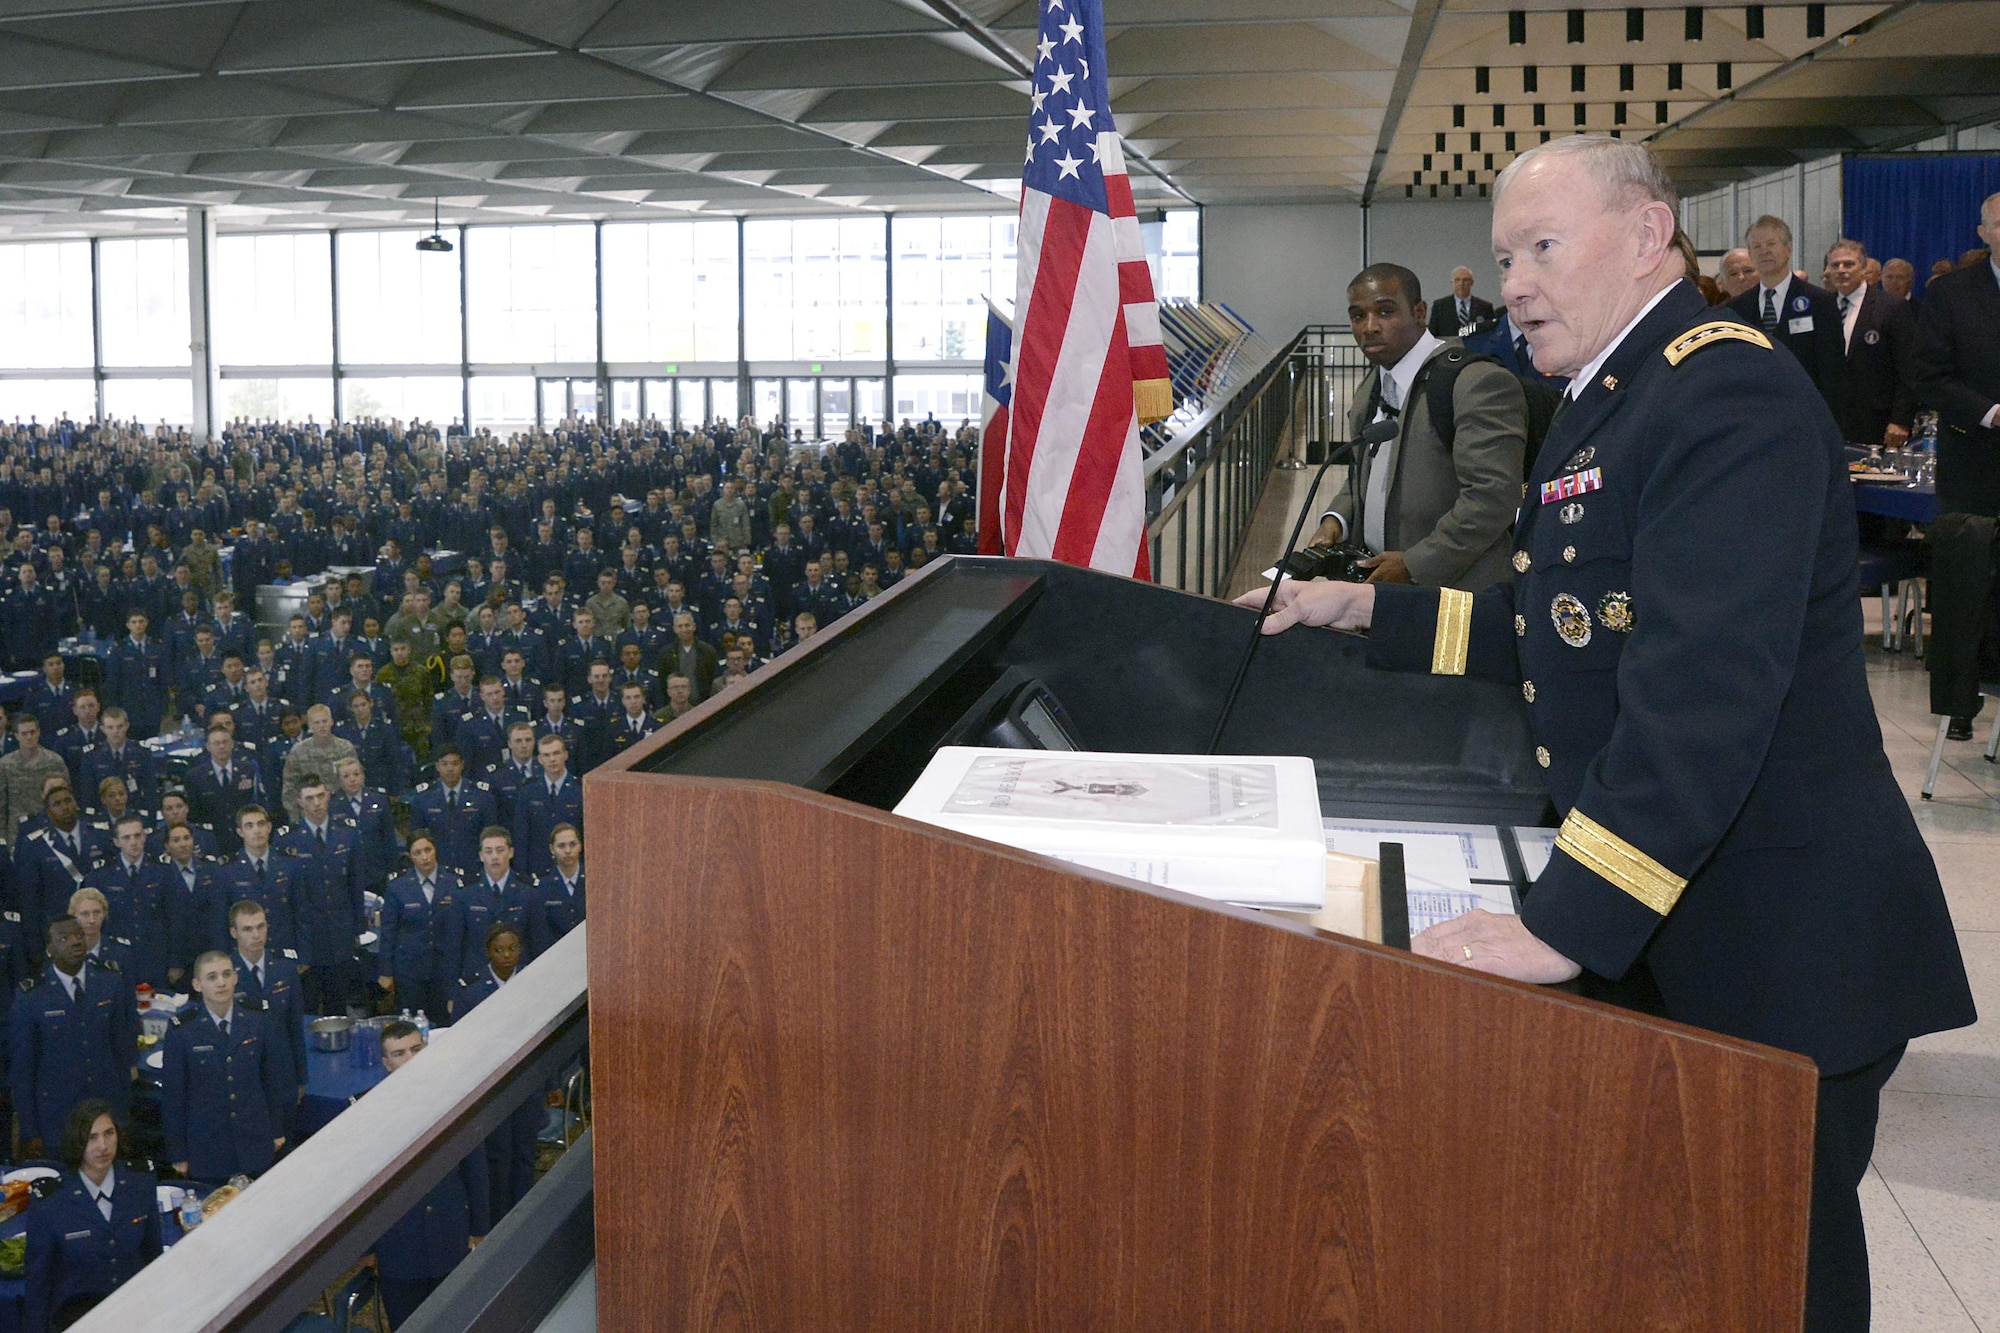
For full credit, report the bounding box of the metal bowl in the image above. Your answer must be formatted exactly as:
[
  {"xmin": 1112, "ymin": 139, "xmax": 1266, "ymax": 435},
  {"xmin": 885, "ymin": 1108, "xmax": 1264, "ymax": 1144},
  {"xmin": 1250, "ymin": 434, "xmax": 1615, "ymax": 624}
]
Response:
[{"xmin": 308, "ymin": 1016, "xmax": 355, "ymax": 1052}]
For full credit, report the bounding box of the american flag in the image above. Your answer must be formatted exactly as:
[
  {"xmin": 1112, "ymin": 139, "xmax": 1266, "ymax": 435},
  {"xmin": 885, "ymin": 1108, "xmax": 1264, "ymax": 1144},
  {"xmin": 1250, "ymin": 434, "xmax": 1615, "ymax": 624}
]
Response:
[
  {"xmin": 978, "ymin": 300, "xmax": 1012, "ymax": 556},
  {"xmin": 1003, "ymin": 0, "xmax": 1172, "ymax": 577}
]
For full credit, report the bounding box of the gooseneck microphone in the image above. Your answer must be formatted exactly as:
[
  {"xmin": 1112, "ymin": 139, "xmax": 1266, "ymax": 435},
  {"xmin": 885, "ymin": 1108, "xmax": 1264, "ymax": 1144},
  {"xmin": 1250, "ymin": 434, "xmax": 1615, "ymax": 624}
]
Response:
[{"xmin": 1205, "ymin": 416, "xmax": 1402, "ymax": 754}]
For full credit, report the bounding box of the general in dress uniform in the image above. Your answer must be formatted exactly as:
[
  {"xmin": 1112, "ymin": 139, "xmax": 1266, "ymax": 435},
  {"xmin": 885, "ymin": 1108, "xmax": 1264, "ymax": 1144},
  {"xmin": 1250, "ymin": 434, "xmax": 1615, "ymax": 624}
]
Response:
[{"xmin": 1247, "ymin": 138, "xmax": 1975, "ymax": 1333}]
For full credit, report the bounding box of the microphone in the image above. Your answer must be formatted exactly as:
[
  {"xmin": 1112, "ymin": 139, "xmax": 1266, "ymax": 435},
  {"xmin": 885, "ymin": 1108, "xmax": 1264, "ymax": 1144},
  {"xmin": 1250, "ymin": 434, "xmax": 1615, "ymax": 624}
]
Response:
[{"xmin": 1205, "ymin": 416, "xmax": 1401, "ymax": 755}]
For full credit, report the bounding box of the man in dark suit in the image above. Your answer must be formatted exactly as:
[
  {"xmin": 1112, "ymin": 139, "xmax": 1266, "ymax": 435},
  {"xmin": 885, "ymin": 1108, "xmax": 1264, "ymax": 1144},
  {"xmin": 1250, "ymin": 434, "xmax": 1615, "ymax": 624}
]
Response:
[
  {"xmin": 1727, "ymin": 215, "xmax": 1845, "ymax": 414},
  {"xmin": 1244, "ymin": 136, "xmax": 1977, "ymax": 1333},
  {"xmin": 1426, "ymin": 266, "xmax": 1495, "ymax": 338},
  {"xmin": 1824, "ymin": 239, "xmax": 1917, "ymax": 449},
  {"xmin": 1309, "ymin": 263, "xmax": 1528, "ymax": 592},
  {"xmin": 1913, "ymin": 191, "xmax": 2000, "ymax": 518}
]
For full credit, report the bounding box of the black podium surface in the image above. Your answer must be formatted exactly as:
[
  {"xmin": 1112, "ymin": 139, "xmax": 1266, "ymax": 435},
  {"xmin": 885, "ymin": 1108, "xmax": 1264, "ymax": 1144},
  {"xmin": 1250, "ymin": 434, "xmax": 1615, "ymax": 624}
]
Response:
[{"xmin": 636, "ymin": 556, "xmax": 1550, "ymax": 827}]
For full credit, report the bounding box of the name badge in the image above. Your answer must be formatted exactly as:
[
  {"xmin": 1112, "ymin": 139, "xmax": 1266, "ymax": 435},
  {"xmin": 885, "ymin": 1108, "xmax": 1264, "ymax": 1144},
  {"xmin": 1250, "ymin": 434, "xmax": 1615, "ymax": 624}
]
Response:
[
  {"xmin": 64, "ymin": 1230, "xmax": 91, "ymax": 1240},
  {"xmin": 192, "ymin": 1044, "xmax": 214, "ymax": 1052},
  {"xmin": 1788, "ymin": 316, "xmax": 1814, "ymax": 334}
]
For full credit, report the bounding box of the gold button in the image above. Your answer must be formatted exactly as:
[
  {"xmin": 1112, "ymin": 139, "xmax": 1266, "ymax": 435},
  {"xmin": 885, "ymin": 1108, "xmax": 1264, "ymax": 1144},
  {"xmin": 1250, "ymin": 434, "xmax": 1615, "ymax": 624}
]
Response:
[
  {"xmin": 1562, "ymin": 546, "xmax": 1577, "ymax": 563},
  {"xmin": 1535, "ymin": 746, "xmax": 1551, "ymax": 768},
  {"xmin": 1512, "ymin": 550, "xmax": 1531, "ymax": 574},
  {"xmin": 1514, "ymin": 614, "xmax": 1526, "ymax": 637},
  {"xmin": 1522, "ymin": 680, "xmax": 1536, "ymax": 703}
]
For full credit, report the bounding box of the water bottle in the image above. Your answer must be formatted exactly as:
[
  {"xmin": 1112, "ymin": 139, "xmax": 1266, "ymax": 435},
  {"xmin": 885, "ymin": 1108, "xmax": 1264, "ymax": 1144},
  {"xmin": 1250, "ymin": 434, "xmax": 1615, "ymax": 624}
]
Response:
[
  {"xmin": 180, "ymin": 1189, "xmax": 203, "ymax": 1231},
  {"xmin": 415, "ymin": 1010, "xmax": 430, "ymax": 1041}
]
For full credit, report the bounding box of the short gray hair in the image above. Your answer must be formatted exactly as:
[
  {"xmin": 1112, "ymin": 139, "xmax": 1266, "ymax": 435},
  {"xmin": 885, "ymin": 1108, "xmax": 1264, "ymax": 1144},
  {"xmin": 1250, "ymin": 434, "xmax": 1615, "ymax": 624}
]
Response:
[{"xmin": 1493, "ymin": 134, "xmax": 1678, "ymax": 214}]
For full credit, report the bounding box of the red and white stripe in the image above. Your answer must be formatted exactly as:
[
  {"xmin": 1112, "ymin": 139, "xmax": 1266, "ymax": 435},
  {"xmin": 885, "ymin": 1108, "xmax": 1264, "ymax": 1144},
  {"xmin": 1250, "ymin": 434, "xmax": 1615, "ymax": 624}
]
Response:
[{"xmin": 1003, "ymin": 132, "xmax": 1166, "ymax": 578}]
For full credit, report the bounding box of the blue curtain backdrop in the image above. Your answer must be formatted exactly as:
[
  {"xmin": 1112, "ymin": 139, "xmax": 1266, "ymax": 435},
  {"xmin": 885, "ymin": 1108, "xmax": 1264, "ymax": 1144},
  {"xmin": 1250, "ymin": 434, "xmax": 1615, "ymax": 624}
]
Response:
[{"xmin": 1843, "ymin": 153, "xmax": 2000, "ymax": 282}]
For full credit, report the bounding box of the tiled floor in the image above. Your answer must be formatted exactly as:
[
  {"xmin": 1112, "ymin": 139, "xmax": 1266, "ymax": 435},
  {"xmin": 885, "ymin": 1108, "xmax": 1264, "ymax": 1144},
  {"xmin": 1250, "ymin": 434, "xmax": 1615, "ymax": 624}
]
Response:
[
  {"xmin": 1856, "ymin": 636, "xmax": 2000, "ymax": 1333},
  {"xmin": 1232, "ymin": 468, "xmax": 2000, "ymax": 1328}
]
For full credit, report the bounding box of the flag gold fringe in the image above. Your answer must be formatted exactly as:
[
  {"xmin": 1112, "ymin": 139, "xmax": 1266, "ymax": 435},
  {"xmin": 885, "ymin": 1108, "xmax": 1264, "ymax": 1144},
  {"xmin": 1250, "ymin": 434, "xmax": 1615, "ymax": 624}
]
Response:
[{"xmin": 1134, "ymin": 378, "xmax": 1173, "ymax": 425}]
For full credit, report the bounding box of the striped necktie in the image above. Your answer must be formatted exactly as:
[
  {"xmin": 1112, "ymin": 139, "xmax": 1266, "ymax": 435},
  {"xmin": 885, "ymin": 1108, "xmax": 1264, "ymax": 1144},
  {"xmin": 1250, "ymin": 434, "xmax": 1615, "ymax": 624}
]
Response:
[{"xmin": 1760, "ymin": 287, "xmax": 1778, "ymax": 330}]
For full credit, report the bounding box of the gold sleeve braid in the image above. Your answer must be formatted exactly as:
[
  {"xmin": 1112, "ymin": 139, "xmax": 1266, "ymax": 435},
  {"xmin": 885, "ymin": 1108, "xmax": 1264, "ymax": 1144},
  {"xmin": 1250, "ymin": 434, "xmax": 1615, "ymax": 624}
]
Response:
[
  {"xmin": 1555, "ymin": 808, "xmax": 1689, "ymax": 915},
  {"xmin": 1431, "ymin": 588, "xmax": 1473, "ymax": 676}
]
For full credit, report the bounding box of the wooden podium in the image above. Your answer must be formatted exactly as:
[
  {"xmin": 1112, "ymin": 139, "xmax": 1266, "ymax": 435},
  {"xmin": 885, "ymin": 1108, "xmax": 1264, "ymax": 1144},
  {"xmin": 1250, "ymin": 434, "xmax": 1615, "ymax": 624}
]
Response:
[{"xmin": 588, "ymin": 558, "xmax": 1818, "ymax": 1331}]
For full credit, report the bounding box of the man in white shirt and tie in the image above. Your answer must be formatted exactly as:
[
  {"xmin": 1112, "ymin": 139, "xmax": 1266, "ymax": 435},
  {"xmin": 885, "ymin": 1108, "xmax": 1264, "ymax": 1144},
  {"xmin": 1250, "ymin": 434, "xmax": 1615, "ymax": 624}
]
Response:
[
  {"xmin": 1428, "ymin": 265, "xmax": 1495, "ymax": 337},
  {"xmin": 1824, "ymin": 238, "xmax": 1918, "ymax": 450}
]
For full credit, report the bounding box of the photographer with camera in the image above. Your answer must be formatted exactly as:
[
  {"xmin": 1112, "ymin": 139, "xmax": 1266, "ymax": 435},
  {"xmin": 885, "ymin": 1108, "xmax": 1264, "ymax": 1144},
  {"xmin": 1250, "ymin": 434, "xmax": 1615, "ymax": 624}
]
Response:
[{"xmin": 1306, "ymin": 263, "xmax": 1527, "ymax": 591}]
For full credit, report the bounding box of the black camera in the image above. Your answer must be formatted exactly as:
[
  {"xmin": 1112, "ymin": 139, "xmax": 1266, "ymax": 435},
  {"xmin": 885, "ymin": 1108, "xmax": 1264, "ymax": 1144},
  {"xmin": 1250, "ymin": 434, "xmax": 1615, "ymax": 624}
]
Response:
[{"xmin": 1274, "ymin": 542, "xmax": 1376, "ymax": 583}]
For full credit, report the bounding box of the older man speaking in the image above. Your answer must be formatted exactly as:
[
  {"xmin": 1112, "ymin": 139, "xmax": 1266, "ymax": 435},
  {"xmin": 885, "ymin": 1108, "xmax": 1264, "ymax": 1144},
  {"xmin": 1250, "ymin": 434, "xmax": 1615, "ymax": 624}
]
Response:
[{"xmin": 1240, "ymin": 135, "xmax": 1973, "ymax": 1333}]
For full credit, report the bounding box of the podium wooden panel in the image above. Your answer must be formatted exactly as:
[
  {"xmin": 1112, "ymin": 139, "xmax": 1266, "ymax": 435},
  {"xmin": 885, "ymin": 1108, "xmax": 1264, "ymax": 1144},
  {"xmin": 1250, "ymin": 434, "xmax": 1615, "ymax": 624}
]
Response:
[{"xmin": 589, "ymin": 770, "xmax": 1818, "ymax": 1332}]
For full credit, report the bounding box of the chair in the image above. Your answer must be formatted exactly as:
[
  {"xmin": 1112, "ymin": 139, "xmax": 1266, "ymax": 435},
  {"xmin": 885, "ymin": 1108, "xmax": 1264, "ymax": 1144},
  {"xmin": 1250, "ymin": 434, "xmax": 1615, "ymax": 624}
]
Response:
[{"xmin": 1856, "ymin": 543, "xmax": 1925, "ymax": 654}]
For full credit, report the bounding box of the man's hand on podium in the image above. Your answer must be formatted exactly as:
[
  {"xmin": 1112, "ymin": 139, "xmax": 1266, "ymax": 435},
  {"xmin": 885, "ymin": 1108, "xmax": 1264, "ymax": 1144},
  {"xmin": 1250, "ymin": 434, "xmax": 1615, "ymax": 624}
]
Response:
[
  {"xmin": 1232, "ymin": 580, "xmax": 1376, "ymax": 634},
  {"xmin": 1412, "ymin": 910, "xmax": 1582, "ymax": 985}
]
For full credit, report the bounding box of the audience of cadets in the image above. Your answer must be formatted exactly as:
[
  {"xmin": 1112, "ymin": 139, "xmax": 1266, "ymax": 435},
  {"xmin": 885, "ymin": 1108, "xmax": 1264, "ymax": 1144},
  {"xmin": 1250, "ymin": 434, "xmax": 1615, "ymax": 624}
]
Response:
[
  {"xmin": 161, "ymin": 950, "xmax": 289, "ymax": 1183},
  {"xmin": 439, "ymin": 828, "xmax": 529, "ymax": 988},
  {"xmin": 513, "ymin": 736, "xmax": 580, "ymax": 881}
]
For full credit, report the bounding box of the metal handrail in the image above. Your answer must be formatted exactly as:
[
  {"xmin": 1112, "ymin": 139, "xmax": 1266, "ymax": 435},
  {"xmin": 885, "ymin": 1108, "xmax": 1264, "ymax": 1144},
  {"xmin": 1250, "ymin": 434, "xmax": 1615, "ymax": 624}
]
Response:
[
  {"xmin": 1144, "ymin": 325, "xmax": 1368, "ymax": 597},
  {"xmin": 76, "ymin": 928, "xmax": 590, "ymax": 1333}
]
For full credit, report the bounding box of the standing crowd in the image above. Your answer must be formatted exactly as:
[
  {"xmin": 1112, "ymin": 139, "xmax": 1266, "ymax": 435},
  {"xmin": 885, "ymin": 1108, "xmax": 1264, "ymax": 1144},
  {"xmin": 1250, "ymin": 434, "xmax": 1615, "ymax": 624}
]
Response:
[{"xmin": 0, "ymin": 407, "xmax": 981, "ymax": 1329}]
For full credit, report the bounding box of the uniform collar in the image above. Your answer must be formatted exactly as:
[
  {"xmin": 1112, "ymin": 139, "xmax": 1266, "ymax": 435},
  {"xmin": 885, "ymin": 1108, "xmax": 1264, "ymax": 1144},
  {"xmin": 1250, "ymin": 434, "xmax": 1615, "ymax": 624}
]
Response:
[
  {"xmin": 1567, "ymin": 282, "xmax": 1680, "ymax": 401},
  {"xmin": 1531, "ymin": 280, "xmax": 1707, "ymax": 488}
]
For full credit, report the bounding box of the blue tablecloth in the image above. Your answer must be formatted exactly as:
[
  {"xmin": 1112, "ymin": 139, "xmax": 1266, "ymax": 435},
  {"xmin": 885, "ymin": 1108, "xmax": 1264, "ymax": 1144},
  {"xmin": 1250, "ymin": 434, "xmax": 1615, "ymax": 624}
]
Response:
[
  {"xmin": 1854, "ymin": 481, "xmax": 1939, "ymax": 524},
  {"xmin": 297, "ymin": 1019, "xmax": 390, "ymax": 1138},
  {"xmin": 0, "ymin": 673, "xmax": 36, "ymax": 706}
]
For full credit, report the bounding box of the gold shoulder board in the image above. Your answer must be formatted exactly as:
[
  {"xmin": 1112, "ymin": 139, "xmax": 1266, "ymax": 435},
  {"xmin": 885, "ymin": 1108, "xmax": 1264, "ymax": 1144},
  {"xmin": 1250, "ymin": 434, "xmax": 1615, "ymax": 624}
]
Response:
[{"xmin": 1664, "ymin": 321, "xmax": 1773, "ymax": 366}]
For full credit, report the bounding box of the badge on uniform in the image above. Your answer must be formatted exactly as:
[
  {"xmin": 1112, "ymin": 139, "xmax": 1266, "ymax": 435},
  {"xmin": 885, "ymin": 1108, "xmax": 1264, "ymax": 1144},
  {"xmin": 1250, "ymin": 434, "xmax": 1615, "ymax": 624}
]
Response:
[
  {"xmin": 1541, "ymin": 467, "xmax": 1604, "ymax": 505},
  {"xmin": 1563, "ymin": 447, "xmax": 1596, "ymax": 473},
  {"xmin": 1558, "ymin": 502, "xmax": 1585, "ymax": 524},
  {"xmin": 1598, "ymin": 591, "xmax": 1635, "ymax": 632},
  {"xmin": 1551, "ymin": 593, "xmax": 1593, "ymax": 647},
  {"xmin": 1792, "ymin": 295, "xmax": 1810, "ymax": 314},
  {"xmin": 1863, "ymin": 329, "xmax": 1880, "ymax": 346}
]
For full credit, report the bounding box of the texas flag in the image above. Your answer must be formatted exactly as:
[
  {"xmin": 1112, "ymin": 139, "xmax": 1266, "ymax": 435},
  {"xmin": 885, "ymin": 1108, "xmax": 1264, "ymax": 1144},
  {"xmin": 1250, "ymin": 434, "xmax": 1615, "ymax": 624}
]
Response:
[{"xmin": 978, "ymin": 301, "xmax": 1012, "ymax": 556}]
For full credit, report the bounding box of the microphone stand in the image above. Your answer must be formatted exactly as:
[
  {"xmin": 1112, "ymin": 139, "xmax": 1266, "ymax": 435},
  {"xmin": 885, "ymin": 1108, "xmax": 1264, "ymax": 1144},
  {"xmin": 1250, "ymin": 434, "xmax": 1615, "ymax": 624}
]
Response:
[{"xmin": 1205, "ymin": 417, "xmax": 1401, "ymax": 754}]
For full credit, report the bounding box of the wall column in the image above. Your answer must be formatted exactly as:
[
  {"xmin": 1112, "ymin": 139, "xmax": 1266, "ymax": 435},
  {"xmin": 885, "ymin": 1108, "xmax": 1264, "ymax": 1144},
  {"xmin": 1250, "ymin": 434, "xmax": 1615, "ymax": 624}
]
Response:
[{"xmin": 186, "ymin": 207, "xmax": 219, "ymax": 441}]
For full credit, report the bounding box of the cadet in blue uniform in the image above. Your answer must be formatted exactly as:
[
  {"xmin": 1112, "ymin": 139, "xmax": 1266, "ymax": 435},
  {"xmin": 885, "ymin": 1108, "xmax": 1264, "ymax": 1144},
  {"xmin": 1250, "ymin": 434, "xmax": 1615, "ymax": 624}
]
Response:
[
  {"xmin": 525, "ymin": 823, "xmax": 585, "ymax": 959},
  {"xmin": 409, "ymin": 749, "xmax": 497, "ymax": 882},
  {"xmin": 10, "ymin": 916, "xmax": 137, "ymax": 1156},
  {"xmin": 371, "ymin": 1020, "xmax": 489, "ymax": 1325},
  {"xmin": 103, "ymin": 614, "xmax": 167, "ymax": 740},
  {"xmin": 275, "ymin": 778, "xmax": 363, "ymax": 1016},
  {"xmin": 451, "ymin": 922, "xmax": 544, "ymax": 1219},
  {"xmin": 484, "ymin": 725, "xmax": 542, "ymax": 832},
  {"xmin": 16, "ymin": 786, "xmax": 112, "ymax": 948},
  {"xmin": 182, "ymin": 725, "xmax": 264, "ymax": 858},
  {"xmin": 162, "ymin": 950, "xmax": 290, "ymax": 1182},
  {"xmin": 227, "ymin": 899, "xmax": 306, "ymax": 1112},
  {"xmin": 511, "ymin": 735, "xmax": 582, "ymax": 881},
  {"xmin": 1242, "ymin": 137, "xmax": 1975, "ymax": 1333},
  {"xmin": 77, "ymin": 711, "xmax": 155, "ymax": 814},
  {"xmin": 377, "ymin": 831, "xmax": 460, "ymax": 1026},
  {"xmin": 438, "ymin": 828, "xmax": 531, "ymax": 985},
  {"xmin": 214, "ymin": 805, "xmax": 296, "ymax": 957},
  {"xmin": 82, "ymin": 819, "xmax": 168, "ymax": 989},
  {"xmin": 158, "ymin": 824, "xmax": 225, "ymax": 985},
  {"xmin": 455, "ymin": 679, "xmax": 528, "ymax": 775},
  {"xmin": 24, "ymin": 1100, "xmax": 162, "ymax": 1333},
  {"xmin": 331, "ymin": 756, "xmax": 395, "ymax": 897}
]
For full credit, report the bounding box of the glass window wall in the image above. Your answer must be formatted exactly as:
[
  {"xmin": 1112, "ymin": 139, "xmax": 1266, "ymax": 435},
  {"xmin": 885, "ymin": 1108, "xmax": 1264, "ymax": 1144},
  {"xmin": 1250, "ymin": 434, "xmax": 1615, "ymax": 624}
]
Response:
[
  {"xmin": 893, "ymin": 372, "xmax": 982, "ymax": 426},
  {"xmin": 744, "ymin": 217, "xmax": 885, "ymax": 360},
  {"xmin": 466, "ymin": 225, "xmax": 596, "ymax": 364},
  {"xmin": 893, "ymin": 215, "xmax": 1015, "ymax": 361},
  {"xmin": 336, "ymin": 231, "xmax": 463, "ymax": 366},
  {"xmin": 98, "ymin": 238, "xmax": 191, "ymax": 368},
  {"xmin": 220, "ymin": 377, "xmax": 334, "ymax": 424},
  {"xmin": 470, "ymin": 376, "xmax": 536, "ymax": 434},
  {"xmin": 341, "ymin": 376, "xmax": 463, "ymax": 425},
  {"xmin": 601, "ymin": 220, "xmax": 738, "ymax": 363},
  {"xmin": 214, "ymin": 233, "xmax": 333, "ymax": 366},
  {"xmin": 0, "ymin": 241, "xmax": 93, "ymax": 371},
  {"xmin": 0, "ymin": 379, "xmax": 95, "ymax": 423},
  {"xmin": 103, "ymin": 378, "xmax": 193, "ymax": 427}
]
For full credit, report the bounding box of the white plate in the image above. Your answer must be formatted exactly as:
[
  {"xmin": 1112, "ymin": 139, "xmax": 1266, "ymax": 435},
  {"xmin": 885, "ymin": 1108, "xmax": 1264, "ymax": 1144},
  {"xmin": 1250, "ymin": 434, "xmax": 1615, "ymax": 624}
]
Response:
[
  {"xmin": 144, "ymin": 1048, "xmax": 164, "ymax": 1070},
  {"xmin": 3, "ymin": 1167, "xmax": 57, "ymax": 1185},
  {"xmin": 357, "ymin": 930, "xmax": 378, "ymax": 947}
]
